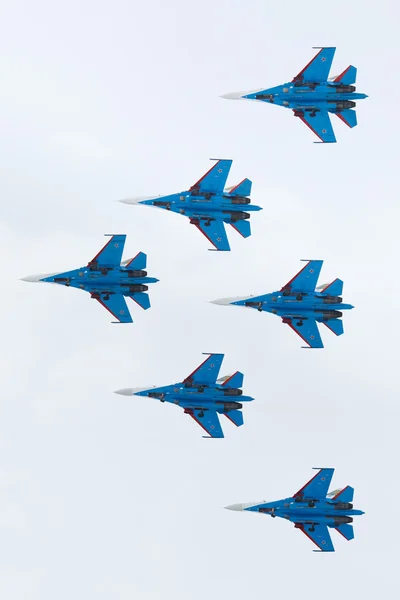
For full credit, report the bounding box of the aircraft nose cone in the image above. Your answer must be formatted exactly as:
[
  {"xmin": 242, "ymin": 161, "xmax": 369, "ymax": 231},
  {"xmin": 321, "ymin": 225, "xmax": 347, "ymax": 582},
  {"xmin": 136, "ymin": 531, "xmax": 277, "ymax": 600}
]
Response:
[
  {"xmin": 20, "ymin": 272, "xmax": 58, "ymax": 282},
  {"xmin": 220, "ymin": 91, "xmax": 245, "ymax": 100},
  {"xmin": 210, "ymin": 296, "xmax": 250, "ymax": 306},
  {"xmin": 210, "ymin": 298, "xmax": 233, "ymax": 306},
  {"xmin": 114, "ymin": 388, "xmax": 134, "ymax": 396},
  {"xmin": 114, "ymin": 386, "xmax": 155, "ymax": 396},
  {"xmin": 225, "ymin": 503, "xmax": 244, "ymax": 511}
]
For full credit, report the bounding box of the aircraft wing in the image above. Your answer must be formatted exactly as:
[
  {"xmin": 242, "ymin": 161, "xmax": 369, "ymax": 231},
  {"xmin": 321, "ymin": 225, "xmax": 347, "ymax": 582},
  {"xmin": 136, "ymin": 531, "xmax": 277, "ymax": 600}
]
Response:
[
  {"xmin": 293, "ymin": 468, "xmax": 335, "ymax": 500},
  {"xmin": 184, "ymin": 408, "xmax": 224, "ymax": 438},
  {"xmin": 92, "ymin": 293, "xmax": 133, "ymax": 323},
  {"xmin": 192, "ymin": 219, "xmax": 230, "ymax": 251},
  {"xmin": 189, "ymin": 159, "xmax": 232, "ymax": 194},
  {"xmin": 281, "ymin": 260, "xmax": 323, "ymax": 293},
  {"xmin": 183, "ymin": 353, "xmax": 224, "ymax": 385},
  {"xmin": 88, "ymin": 234, "xmax": 126, "ymax": 267},
  {"xmin": 282, "ymin": 317, "xmax": 324, "ymax": 349},
  {"xmin": 292, "ymin": 47, "xmax": 336, "ymax": 83},
  {"xmin": 295, "ymin": 523, "xmax": 335, "ymax": 552},
  {"xmin": 294, "ymin": 110, "xmax": 336, "ymax": 143}
]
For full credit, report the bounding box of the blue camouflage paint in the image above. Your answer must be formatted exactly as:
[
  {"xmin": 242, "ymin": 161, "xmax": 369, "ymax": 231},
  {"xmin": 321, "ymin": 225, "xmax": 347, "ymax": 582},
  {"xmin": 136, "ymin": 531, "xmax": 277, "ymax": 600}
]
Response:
[
  {"xmin": 212, "ymin": 260, "xmax": 354, "ymax": 348},
  {"xmin": 221, "ymin": 47, "xmax": 368, "ymax": 143},
  {"xmin": 115, "ymin": 353, "xmax": 254, "ymax": 438},
  {"xmin": 226, "ymin": 468, "xmax": 364, "ymax": 552},
  {"xmin": 22, "ymin": 235, "xmax": 159, "ymax": 323},
  {"xmin": 121, "ymin": 159, "xmax": 262, "ymax": 251}
]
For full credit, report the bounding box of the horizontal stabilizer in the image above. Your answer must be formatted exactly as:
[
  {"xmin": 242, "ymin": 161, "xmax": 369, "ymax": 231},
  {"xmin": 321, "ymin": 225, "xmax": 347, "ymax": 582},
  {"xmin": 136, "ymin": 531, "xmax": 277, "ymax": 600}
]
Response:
[
  {"xmin": 125, "ymin": 251, "xmax": 147, "ymax": 270},
  {"xmin": 230, "ymin": 220, "xmax": 251, "ymax": 238},
  {"xmin": 335, "ymin": 524, "xmax": 354, "ymax": 541},
  {"xmin": 221, "ymin": 371, "xmax": 244, "ymax": 389},
  {"xmin": 334, "ymin": 65, "xmax": 357, "ymax": 84},
  {"xmin": 227, "ymin": 178, "xmax": 252, "ymax": 197},
  {"xmin": 323, "ymin": 319, "xmax": 344, "ymax": 337},
  {"xmin": 335, "ymin": 109, "xmax": 357, "ymax": 129},
  {"xmin": 131, "ymin": 292, "xmax": 150, "ymax": 310},
  {"xmin": 224, "ymin": 410, "xmax": 244, "ymax": 428},
  {"xmin": 319, "ymin": 278, "xmax": 343, "ymax": 296},
  {"xmin": 332, "ymin": 485, "xmax": 354, "ymax": 503}
]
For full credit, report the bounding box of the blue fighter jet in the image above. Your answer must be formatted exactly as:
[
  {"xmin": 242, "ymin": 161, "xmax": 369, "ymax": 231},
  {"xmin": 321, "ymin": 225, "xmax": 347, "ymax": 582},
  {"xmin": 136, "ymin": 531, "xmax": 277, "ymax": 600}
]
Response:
[
  {"xmin": 225, "ymin": 468, "xmax": 364, "ymax": 552},
  {"xmin": 120, "ymin": 159, "xmax": 262, "ymax": 251},
  {"xmin": 221, "ymin": 47, "xmax": 368, "ymax": 143},
  {"xmin": 115, "ymin": 353, "xmax": 254, "ymax": 438},
  {"xmin": 21, "ymin": 235, "xmax": 158, "ymax": 323},
  {"xmin": 211, "ymin": 260, "xmax": 353, "ymax": 348}
]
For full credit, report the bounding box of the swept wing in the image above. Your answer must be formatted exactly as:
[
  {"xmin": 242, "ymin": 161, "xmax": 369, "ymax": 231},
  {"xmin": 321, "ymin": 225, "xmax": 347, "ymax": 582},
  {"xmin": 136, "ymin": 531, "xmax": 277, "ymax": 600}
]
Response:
[
  {"xmin": 295, "ymin": 523, "xmax": 335, "ymax": 552},
  {"xmin": 92, "ymin": 293, "xmax": 133, "ymax": 323},
  {"xmin": 88, "ymin": 234, "xmax": 126, "ymax": 267},
  {"xmin": 293, "ymin": 468, "xmax": 334, "ymax": 500},
  {"xmin": 281, "ymin": 260, "xmax": 323, "ymax": 293},
  {"xmin": 192, "ymin": 219, "xmax": 230, "ymax": 251},
  {"xmin": 294, "ymin": 111, "xmax": 336, "ymax": 143},
  {"xmin": 292, "ymin": 47, "xmax": 336, "ymax": 83},
  {"xmin": 189, "ymin": 159, "xmax": 232, "ymax": 194},
  {"xmin": 282, "ymin": 317, "xmax": 324, "ymax": 349},
  {"xmin": 183, "ymin": 353, "xmax": 224, "ymax": 385},
  {"xmin": 184, "ymin": 408, "xmax": 224, "ymax": 438}
]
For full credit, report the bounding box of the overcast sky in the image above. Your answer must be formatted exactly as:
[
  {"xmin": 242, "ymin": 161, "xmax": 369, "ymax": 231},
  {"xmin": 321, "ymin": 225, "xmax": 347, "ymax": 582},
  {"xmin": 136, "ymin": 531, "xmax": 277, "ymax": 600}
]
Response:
[{"xmin": 1, "ymin": 0, "xmax": 399, "ymax": 598}]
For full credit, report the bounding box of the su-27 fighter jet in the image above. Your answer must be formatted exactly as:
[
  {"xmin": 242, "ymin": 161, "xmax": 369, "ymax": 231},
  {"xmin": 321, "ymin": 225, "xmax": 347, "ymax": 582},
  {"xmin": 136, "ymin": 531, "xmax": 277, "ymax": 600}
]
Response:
[
  {"xmin": 120, "ymin": 159, "xmax": 262, "ymax": 251},
  {"xmin": 225, "ymin": 468, "xmax": 364, "ymax": 552},
  {"xmin": 21, "ymin": 235, "xmax": 158, "ymax": 323},
  {"xmin": 211, "ymin": 260, "xmax": 353, "ymax": 348},
  {"xmin": 221, "ymin": 47, "xmax": 368, "ymax": 143},
  {"xmin": 115, "ymin": 353, "xmax": 254, "ymax": 438}
]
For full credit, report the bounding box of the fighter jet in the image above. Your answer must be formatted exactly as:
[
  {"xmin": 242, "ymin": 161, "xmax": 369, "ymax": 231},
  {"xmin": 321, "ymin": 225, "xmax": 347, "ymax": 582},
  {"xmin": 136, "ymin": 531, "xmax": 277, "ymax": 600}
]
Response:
[
  {"xmin": 211, "ymin": 260, "xmax": 353, "ymax": 348},
  {"xmin": 225, "ymin": 468, "xmax": 364, "ymax": 552},
  {"xmin": 221, "ymin": 47, "xmax": 368, "ymax": 143},
  {"xmin": 115, "ymin": 353, "xmax": 254, "ymax": 438},
  {"xmin": 21, "ymin": 235, "xmax": 158, "ymax": 323},
  {"xmin": 120, "ymin": 159, "xmax": 262, "ymax": 251}
]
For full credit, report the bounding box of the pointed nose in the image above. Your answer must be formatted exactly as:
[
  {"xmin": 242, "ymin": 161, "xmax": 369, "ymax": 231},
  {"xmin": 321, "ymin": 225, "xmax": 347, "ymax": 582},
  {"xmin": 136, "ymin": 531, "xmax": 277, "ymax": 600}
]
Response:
[
  {"xmin": 20, "ymin": 273, "xmax": 57, "ymax": 283},
  {"xmin": 114, "ymin": 388, "xmax": 134, "ymax": 396},
  {"xmin": 220, "ymin": 91, "xmax": 246, "ymax": 100},
  {"xmin": 210, "ymin": 296, "xmax": 249, "ymax": 306},
  {"xmin": 114, "ymin": 386, "xmax": 155, "ymax": 396},
  {"xmin": 225, "ymin": 503, "xmax": 245, "ymax": 511},
  {"xmin": 119, "ymin": 196, "xmax": 156, "ymax": 205}
]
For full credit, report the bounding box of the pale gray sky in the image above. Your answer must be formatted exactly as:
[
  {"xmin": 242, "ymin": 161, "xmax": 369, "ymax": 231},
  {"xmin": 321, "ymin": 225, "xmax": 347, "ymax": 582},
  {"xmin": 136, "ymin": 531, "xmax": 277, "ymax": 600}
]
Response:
[{"xmin": 1, "ymin": 0, "xmax": 399, "ymax": 598}]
